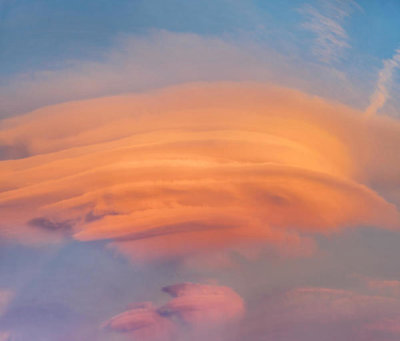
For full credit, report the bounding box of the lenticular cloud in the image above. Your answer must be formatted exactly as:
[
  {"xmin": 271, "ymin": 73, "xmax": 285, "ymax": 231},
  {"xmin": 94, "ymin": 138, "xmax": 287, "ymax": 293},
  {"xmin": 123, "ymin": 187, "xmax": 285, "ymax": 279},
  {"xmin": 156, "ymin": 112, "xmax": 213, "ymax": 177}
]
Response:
[{"xmin": 0, "ymin": 82, "xmax": 399, "ymax": 261}]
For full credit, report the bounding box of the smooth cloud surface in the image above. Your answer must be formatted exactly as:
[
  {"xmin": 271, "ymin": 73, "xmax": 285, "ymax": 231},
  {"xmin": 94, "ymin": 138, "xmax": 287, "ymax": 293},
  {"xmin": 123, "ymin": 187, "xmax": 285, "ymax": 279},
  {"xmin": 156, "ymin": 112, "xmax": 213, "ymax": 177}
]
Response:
[{"xmin": 0, "ymin": 82, "xmax": 399, "ymax": 262}]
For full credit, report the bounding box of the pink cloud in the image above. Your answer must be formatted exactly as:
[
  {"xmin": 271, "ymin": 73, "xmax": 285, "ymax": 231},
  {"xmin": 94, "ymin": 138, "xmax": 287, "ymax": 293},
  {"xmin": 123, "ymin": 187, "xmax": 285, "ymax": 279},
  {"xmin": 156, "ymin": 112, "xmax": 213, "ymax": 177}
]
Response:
[
  {"xmin": 0, "ymin": 332, "xmax": 12, "ymax": 341},
  {"xmin": 103, "ymin": 283, "xmax": 244, "ymax": 340},
  {"xmin": 0, "ymin": 290, "xmax": 13, "ymax": 317},
  {"xmin": 366, "ymin": 316, "xmax": 400, "ymax": 335},
  {"xmin": 103, "ymin": 302, "xmax": 175, "ymax": 341},
  {"xmin": 365, "ymin": 279, "xmax": 400, "ymax": 297},
  {"xmin": 159, "ymin": 282, "xmax": 244, "ymax": 327}
]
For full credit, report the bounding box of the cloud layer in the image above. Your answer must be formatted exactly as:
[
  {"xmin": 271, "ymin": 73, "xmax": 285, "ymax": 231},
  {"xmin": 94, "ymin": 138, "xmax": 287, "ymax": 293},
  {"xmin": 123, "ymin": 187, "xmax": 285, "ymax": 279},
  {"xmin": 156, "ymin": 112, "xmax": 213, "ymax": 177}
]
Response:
[{"xmin": 0, "ymin": 82, "xmax": 399, "ymax": 262}]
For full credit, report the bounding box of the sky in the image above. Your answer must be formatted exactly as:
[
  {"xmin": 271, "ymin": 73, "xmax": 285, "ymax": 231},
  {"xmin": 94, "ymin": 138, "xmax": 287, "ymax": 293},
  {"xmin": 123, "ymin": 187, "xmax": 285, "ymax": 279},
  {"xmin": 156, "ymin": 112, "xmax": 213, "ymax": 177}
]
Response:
[{"xmin": 1, "ymin": 1, "xmax": 400, "ymax": 340}]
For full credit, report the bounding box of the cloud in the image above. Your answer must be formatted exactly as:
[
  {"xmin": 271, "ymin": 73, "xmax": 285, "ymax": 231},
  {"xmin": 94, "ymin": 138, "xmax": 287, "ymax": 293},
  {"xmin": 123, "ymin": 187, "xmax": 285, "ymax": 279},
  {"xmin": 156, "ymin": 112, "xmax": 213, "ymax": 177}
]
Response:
[
  {"xmin": 236, "ymin": 286, "xmax": 400, "ymax": 341},
  {"xmin": 103, "ymin": 302, "xmax": 175, "ymax": 341},
  {"xmin": 366, "ymin": 316, "xmax": 400, "ymax": 335},
  {"xmin": 300, "ymin": 0, "xmax": 359, "ymax": 63},
  {"xmin": 0, "ymin": 290, "xmax": 13, "ymax": 318},
  {"xmin": 103, "ymin": 283, "xmax": 243, "ymax": 341},
  {"xmin": 0, "ymin": 31, "xmax": 362, "ymax": 118},
  {"xmin": 366, "ymin": 279, "xmax": 400, "ymax": 297},
  {"xmin": 365, "ymin": 48, "xmax": 400, "ymax": 117},
  {"xmin": 353, "ymin": 274, "xmax": 400, "ymax": 297},
  {"xmin": 103, "ymin": 281, "xmax": 400, "ymax": 341},
  {"xmin": 0, "ymin": 82, "xmax": 399, "ymax": 262},
  {"xmin": 159, "ymin": 282, "xmax": 244, "ymax": 327},
  {"xmin": 0, "ymin": 290, "xmax": 13, "ymax": 341},
  {"xmin": 0, "ymin": 332, "xmax": 11, "ymax": 341}
]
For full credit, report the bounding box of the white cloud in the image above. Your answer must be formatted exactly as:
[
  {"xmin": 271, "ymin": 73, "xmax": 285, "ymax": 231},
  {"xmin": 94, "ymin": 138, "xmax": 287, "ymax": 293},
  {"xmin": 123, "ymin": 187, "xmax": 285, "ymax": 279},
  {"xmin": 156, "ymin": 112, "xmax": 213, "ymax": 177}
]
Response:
[
  {"xmin": 301, "ymin": 0, "xmax": 359, "ymax": 63},
  {"xmin": 365, "ymin": 49, "xmax": 400, "ymax": 117},
  {"xmin": 0, "ymin": 31, "xmax": 362, "ymax": 118}
]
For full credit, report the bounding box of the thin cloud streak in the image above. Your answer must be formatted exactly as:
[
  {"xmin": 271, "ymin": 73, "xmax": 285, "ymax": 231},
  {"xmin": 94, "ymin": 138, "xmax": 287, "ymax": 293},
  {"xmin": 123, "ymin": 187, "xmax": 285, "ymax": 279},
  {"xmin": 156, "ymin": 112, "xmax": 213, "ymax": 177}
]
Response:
[
  {"xmin": 365, "ymin": 48, "xmax": 400, "ymax": 117},
  {"xmin": 301, "ymin": 0, "xmax": 359, "ymax": 63}
]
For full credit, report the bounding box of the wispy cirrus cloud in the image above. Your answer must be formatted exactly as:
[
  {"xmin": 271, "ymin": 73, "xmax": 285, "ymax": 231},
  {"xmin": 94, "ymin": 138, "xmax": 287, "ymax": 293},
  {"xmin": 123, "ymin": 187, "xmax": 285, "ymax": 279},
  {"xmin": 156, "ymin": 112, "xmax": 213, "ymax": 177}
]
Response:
[
  {"xmin": 300, "ymin": 0, "xmax": 359, "ymax": 63},
  {"xmin": 365, "ymin": 48, "xmax": 400, "ymax": 117}
]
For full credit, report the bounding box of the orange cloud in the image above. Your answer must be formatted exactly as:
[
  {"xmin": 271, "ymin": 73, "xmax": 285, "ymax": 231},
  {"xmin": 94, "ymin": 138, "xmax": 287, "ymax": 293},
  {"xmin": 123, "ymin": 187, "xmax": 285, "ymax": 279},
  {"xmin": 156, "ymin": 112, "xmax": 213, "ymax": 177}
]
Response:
[{"xmin": 0, "ymin": 82, "xmax": 399, "ymax": 261}]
